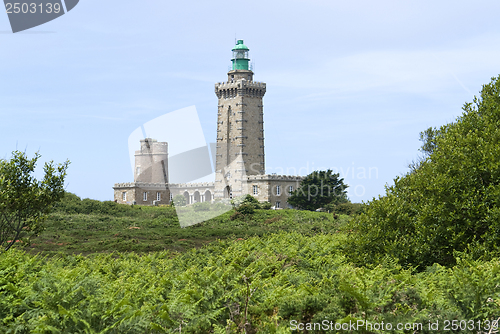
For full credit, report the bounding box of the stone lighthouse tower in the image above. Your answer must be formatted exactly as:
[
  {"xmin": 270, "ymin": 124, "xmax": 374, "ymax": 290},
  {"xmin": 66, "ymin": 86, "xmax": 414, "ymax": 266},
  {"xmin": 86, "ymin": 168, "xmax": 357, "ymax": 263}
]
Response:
[{"xmin": 214, "ymin": 40, "xmax": 266, "ymax": 199}]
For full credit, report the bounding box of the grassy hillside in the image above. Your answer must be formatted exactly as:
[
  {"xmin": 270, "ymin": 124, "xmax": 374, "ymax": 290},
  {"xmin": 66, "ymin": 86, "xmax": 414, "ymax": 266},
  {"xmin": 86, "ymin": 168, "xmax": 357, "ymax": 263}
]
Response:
[{"xmin": 24, "ymin": 193, "xmax": 344, "ymax": 256}]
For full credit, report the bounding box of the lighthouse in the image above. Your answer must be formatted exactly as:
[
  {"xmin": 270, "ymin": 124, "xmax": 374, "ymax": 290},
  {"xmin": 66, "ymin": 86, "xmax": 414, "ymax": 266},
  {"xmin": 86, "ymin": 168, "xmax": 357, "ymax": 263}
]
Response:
[{"xmin": 214, "ymin": 40, "xmax": 266, "ymax": 199}]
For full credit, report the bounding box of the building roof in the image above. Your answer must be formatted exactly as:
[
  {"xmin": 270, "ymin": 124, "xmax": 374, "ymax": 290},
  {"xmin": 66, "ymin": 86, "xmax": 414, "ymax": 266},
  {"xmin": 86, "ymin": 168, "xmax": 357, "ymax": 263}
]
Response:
[{"xmin": 232, "ymin": 40, "xmax": 249, "ymax": 51}]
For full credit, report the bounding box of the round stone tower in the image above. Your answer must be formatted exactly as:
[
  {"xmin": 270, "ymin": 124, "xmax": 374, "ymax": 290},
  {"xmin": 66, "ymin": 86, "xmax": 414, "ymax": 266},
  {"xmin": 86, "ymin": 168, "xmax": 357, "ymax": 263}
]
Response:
[
  {"xmin": 134, "ymin": 138, "xmax": 169, "ymax": 184},
  {"xmin": 214, "ymin": 40, "xmax": 266, "ymax": 199}
]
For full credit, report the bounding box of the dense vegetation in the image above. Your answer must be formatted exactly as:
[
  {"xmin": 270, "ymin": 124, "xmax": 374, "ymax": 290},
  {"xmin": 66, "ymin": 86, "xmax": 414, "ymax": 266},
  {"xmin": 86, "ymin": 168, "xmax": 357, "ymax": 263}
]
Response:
[
  {"xmin": 3, "ymin": 234, "xmax": 500, "ymax": 333},
  {"xmin": 344, "ymin": 75, "xmax": 500, "ymax": 270}
]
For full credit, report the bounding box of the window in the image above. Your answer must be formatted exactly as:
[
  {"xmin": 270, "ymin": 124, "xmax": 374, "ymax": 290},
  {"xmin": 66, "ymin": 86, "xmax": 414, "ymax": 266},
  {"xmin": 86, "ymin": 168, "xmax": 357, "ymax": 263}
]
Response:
[
  {"xmin": 156, "ymin": 192, "xmax": 161, "ymax": 201},
  {"xmin": 276, "ymin": 185, "xmax": 281, "ymax": 196},
  {"xmin": 276, "ymin": 201, "xmax": 281, "ymax": 208},
  {"xmin": 253, "ymin": 185, "xmax": 258, "ymax": 195},
  {"xmin": 289, "ymin": 186, "xmax": 293, "ymax": 194},
  {"xmin": 122, "ymin": 192, "xmax": 126, "ymax": 201},
  {"xmin": 143, "ymin": 192, "xmax": 147, "ymax": 201},
  {"xmin": 136, "ymin": 166, "xmax": 140, "ymax": 175}
]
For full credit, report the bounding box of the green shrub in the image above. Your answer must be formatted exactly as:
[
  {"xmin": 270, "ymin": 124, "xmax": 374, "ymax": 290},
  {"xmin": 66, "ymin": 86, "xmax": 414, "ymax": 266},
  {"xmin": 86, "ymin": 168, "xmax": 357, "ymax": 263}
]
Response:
[
  {"xmin": 326, "ymin": 202, "xmax": 364, "ymax": 216},
  {"xmin": 193, "ymin": 201, "xmax": 211, "ymax": 211},
  {"xmin": 172, "ymin": 194, "xmax": 187, "ymax": 207},
  {"xmin": 54, "ymin": 192, "xmax": 137, "ymax": 217},
  {"xmin": 260, "ymin": 202, "xmax": 272, "ymax": 210},
  {"xmin": 53, "ymin": 192, "xmax": 83, "ymax": 214},
  {"xmin": 240, "ymin": 194, "xmax": 260, "ymax": 208},
  {"xmin": 235, "ymin": 204, "xmax": 255, "ymax": 216}
]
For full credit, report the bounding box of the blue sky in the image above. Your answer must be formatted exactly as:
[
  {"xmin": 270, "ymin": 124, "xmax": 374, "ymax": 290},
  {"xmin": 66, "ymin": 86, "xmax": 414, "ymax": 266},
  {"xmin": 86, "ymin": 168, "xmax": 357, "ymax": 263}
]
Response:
[{"xmin": 1, "ymin": 0, "xmax": 499, "ymax": 202}]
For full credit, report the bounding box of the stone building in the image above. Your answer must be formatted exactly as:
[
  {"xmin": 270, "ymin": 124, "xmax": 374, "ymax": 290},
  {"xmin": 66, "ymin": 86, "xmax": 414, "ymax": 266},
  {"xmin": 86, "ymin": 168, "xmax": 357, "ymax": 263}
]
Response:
[
  {"xmin": 113, "ymin": 40, "xmax": 303, "ymax": 208},
  {"xmin": 113, "ymin": 138, "xmax": 170, "ymax": 205}
]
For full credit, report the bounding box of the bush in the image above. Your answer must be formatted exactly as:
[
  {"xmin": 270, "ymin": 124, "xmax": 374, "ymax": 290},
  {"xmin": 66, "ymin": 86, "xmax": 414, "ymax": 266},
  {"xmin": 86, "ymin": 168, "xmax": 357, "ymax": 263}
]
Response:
[
  {"xmin": 326, "ymin": 202, "xmax": 364, "ymax": 216},
  {"xmin": 54, "ymin": 192, "xmax": 136, "ymax": 216},
  {"xmin": 53, "ymin": 192, "xmax": 83, "ymax": 214},
  {"xmin": 172, "ymin": 195, "xmax": 187, "ymax": 207},
  {"xmin": 260, "ymin": 202, "xmax": 272, "ymax": 210},
  {"xmin": 240, "ymin": 194, "xmax": 260, "ymax": 208},
  {"xmin": 235, "ymin": 204, "xmax": 255, "ymax": 216},
  {"xmin": 81, "ymin": 198, "xmax": 103, "ymax": 215},
  {"xmin": 193, "ymin": 202, "xmax": 211, "ymax": 212}
]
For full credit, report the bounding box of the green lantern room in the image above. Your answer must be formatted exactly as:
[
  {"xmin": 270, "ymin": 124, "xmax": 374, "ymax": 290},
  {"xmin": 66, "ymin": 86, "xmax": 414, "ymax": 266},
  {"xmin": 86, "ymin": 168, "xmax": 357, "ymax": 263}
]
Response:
[
  {"xmin": 228, "ymin": 40, "xmax": 253, "ymax": 82},
  {"xmin": 231, "ymin": 40, "xmax": 250, "ymax": 70}
]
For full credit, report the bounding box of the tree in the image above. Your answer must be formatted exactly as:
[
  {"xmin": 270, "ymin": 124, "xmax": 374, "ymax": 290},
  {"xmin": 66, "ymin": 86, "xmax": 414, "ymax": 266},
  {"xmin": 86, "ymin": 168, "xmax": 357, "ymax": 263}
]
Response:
[
  {"xmin": 288, "ymin": 170, "xmax": 348, "ymax": 211},
  {"xmin": 344, "ymin": 74, "xmax": 500, "ymax": 269},
  {"xmin": 418, "ymin": 126, "xmax": 441, "ymax": 157},
  {"xmin": 408, "ymin": 126, "xmax": 442, "ymax": 172},
  {"xmin": 0, "ymin": 151, "xmax": 69, "ymax": 252}
]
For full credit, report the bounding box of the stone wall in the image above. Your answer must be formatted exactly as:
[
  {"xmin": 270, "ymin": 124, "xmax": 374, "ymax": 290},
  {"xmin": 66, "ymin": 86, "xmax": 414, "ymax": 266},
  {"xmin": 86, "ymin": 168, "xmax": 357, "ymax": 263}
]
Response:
[
  {"xmin": 246, "ymin": 174, "xmax": 303, "ymax": 208},
  {"xmin": 113, "ymin": 182, "xmax": 170, "ymax": 206}
]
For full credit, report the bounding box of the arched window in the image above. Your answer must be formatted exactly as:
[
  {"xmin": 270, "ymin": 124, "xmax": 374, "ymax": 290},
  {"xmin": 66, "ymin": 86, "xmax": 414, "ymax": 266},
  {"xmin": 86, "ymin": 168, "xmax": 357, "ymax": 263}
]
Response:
[
  {"xmin": 204, "ymin": 190, "xmax": 212, "ymax": 202},
  {"xmin": 193, "ymin": 191, "xmax": 200, "ymax": 203}
]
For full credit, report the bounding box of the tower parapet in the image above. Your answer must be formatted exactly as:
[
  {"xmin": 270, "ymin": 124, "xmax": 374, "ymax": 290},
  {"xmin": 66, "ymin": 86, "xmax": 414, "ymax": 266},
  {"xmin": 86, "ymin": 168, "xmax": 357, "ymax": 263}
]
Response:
[{"xmin": 215, "ymin": 81, "xmax": 266, "ymax": 99}]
